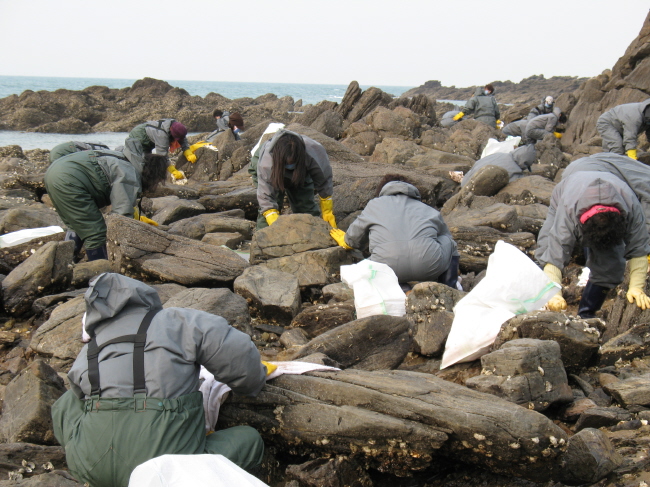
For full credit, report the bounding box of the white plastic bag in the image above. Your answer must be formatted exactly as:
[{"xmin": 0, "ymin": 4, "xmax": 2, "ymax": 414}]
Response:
[
  {"xmin": 129, "ymin": 454, "xmax": 269, "ymax": 487},
  {"xmin": 0, "ymin": 226, "xmax": 64, "ymax": 248},
  {"xmin": 480, "ymin": 136, "xmax": 521, "ymax": 158},
  {"xmin": 440, "ymin": 241, "xmax": 560, "ymax": 369},
  {"xmin": 250, "ymin": 123, "xmax": 285, "ymax": 157},
  {"xmin": 340, "ymin": 259, "xmax": 406, "ymax": 319}
]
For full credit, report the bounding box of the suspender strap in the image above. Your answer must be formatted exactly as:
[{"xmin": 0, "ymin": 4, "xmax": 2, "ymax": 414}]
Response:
[
  {"xmin": 86, "ymin": 308, "xmax": 160, "ymax": 397},
  {"xmin": 94, "ymin": 150, "xmax": 129, "ymax": 162}
]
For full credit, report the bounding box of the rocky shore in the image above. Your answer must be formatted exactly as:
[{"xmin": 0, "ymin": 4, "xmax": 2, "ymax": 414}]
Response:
[{"xmin": 0, "ymin": 10, "xmax": 648, "ymax": 487}]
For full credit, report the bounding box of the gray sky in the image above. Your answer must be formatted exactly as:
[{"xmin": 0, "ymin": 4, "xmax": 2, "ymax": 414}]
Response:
[{"xmin": 0, "ymin": 0, "xmax": 647, "ymax": 88}]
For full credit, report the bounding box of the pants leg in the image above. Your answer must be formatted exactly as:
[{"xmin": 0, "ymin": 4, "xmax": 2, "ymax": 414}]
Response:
[
  {"xmin": 578, "ymin": 280, "xmax": 609, "ymax": 318},
  {"xmin": 596, "ymin": 117, "xmax": 625, "ymax": 154},
  {"xmin": 205, "ymin": 425, "xmax": 264, "ymax": 471},
  {"xmin": 437, "ymin": 255, "xmax": 460, "ymax": 289}
]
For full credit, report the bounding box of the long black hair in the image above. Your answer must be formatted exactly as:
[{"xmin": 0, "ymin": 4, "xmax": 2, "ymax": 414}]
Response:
[
  {"xmin": 270, "ymin": 133, "xmax": 307, "ymax": 192},
  {"xmin": 141, "ymin": 154, "xmax": 169, "ymax": 193},
  {"xmin": 375, "ymin": 173, "xmax": 416, "ymax": 197},
  {"xmin": 582, "ymin": 211, "xmax": 627, "ymax": 251}
]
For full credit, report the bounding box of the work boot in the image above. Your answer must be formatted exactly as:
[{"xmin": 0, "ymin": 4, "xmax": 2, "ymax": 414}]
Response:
[
  {"xmin": 85, "ymin": 245, "xmax": 108, "ymax": 261},
  {"xmin": 577, "ymin": 280, "xmax": 609, "ymax": 318},
  {"xmin": 438, "ymin": 255, "xmax": 460, "ymax": 289},
  {"xmin": 65, "ymin": 231, "xmax": 83, "ymax": 254}
]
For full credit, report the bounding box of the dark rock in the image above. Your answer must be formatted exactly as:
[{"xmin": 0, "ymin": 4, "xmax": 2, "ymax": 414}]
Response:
[
  {"xmin": 344, "ymin": 87, "xmax": 393, "ymax": 126},
  {"xmin": 0, "ymin": 207, "xmax": 63, "ymax": 234},
  {"xmin": 462, "ymin": 165, "xmax": 510, "ymax": 196},
  {"xmin": 335, "ymin": 81, "xmax": 363, "ymax": 120},
  {"xmin": 285, "ymin": 457, "xmax": 372, "ymax": 487},
  {"xmin": 496, "ymin": 176, "xmax": 555, "ymax": 206},
  {"xmin": 603, "ymin": 373, "xmax": 650, "ymax": 407},
  {"xmin": 285, "ymin": 124, "xmax": 364, "ymax": 164},
  {"xmin": 559, "ymin": 398, "xmax": 598, "ymax": 422},
  {"xmin": 588, "ymin": 388, "xmax": 613, "ymax": 407},
  {"xmin": 289, "ymin": 301, "xmax": 356, "ymax": 338},
  {"xmin": 0, "ymin": 472, "xmax": 82, "ymax": 486},
  {"xmin": 322, "ymin": 282, "xmax": 354, "ymax": 303},
  {"xmin": 290, "ymin": 315, "xmax": 412, "ymax": 371},
  {"xmin": 200, "ymin": 232, "xmax": 244, "ymax": 249},
  {"xmin": 0, "ymin": 231, "xmax": 64, "ymax": 274},
  {"xmin": 574, "ymin": 406, "xmax": 633, "ymax": 431},
  {"xmin": 466, "ymin": 339, "xmax": 573, "ymax": 411},
  {"xmin": 279, "ymin": 328, "xmax": 309, "ymax": 349},
  {"xmin": 249, "ymin": 214, "xmax": 334, "ymax": 265},
  {"xmin": 234, "ymin": 266, "xmax": 300, "ymax": 325},
  {"xmin": 599, "ymin": 323, "xmax": 650, "ymax": 366},
  {"xmin": 2, "ymin": 241, "xmax": 74, "ymax": 316},
  {"xmin": 167, "ymin": 213, "xmax": 254, "ymax": 241},
  {"xmin": 197, "ymin": 187, "xmax": 258, "ymax": 221},
  {"xmin": 0, "ymin": 361, "xmax": 65, "ymax": 444},
  {"xmin": 70, "ymin": 259, "xmax": 112, "ymax": 288},
  {"xmin": 445, "ymin": 203, "xmax": 520, "ymax": 232},
  {"xmin": 151, "ymin": 199, "xmax": 205, "ymax": 225},
  {"xmin": 311, "ymin": 110, "xmax": 344, "ymax": 139},
  {"xmin": 106, "ymin": 214, "xmax": 248, "ymax": 286},
  {"xmin": 555, "ymin": 428, "xmax": 622, "ymax": 485},
  {"xmin": 406, "ymin": 149, "xmax": 474, "ymax": 168},
  {"xmin": 0, "ymin": 443, "xmax": 67, "ymax": 484}
]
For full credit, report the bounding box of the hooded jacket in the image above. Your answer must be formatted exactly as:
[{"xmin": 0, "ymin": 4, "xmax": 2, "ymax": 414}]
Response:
[
  {"xmin": 502, "ymin": 119, "xmax": 529, "ymax": 142},
  {"xmin": 561, "ymin": 152, "xmax": 650, "ymax": 233},
  {"xmin": 440, "ymin": 110, "xmax": 462, "ymax": 128},
  {"xmin": 527, "ymin": 102, "xmax": 554, "ymax": 121},
  {"xmin": 67, "ymin": 273, "xmax": 265, "ymax": 400},
  {"xmin": 49, "ymin": 141, "xmax": 110, "ymax": 164},
  {"xmin": 344, "ymin": 181, "xmax": 458, "ymax": 282},
  {"xmin": 463, "ymin": 87, "xmax": 500, "ymax": 127},
  {"xmin": 127, "ymin": 118, "xmax": 190, "ymax": 157},
  {"xmin": 461, "ymin": 145, "xmax": 536, "ymax": 187},
  {"xmin": 536, "ymin": 171, "xmax": 650, "ymax": 272},
  {"xmin": 256, "ymin": 129, "xmax": 333, "ymax": 213},
  {"xmin": 597, "ymin": 99, "xmax": 650, "ymax": 152},
  {"xmin": 525, "ymin": 107, "xmax": 562, "ymax": 141}
]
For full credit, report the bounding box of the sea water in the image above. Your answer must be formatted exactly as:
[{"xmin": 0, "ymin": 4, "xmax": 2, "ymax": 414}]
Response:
[{"xmin": 0, "ymin": 75, "xmax": 413, "ymax": 149}]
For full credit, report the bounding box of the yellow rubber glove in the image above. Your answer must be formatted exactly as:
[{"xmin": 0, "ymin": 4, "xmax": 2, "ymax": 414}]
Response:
[
  {"xmin": 547, "ymin": 293, "xmax": 568, "ymax": 311},
  {"xmin": 627, "ymin": 149, "xmax": 637, "ymax": 160},
  {"xmin": 167, "ymin": 165, "xmax": 186, "ymax": 180},
  {"xmin": 133, "ymin": 207, "xmax": 140, "ymax": 220},
  {"xmin": 496, "ymin": 119, "xmax": 503, "ymax": 129},
  {"xmin": 452, "ymin": 112, "xmax": 465, "ymax": 121},
  {"xmin": 319, "ymin": 196, "xmax": 337, "ymax": 228},
  {"xmin": 330, "ymin": 228, "xmax": 352, "ymax": 250},
  {"xmin": 553, "ymin": 132, "xmax": 563, "ymax": 139},
  {"xmin": 139, "ymin": 215, "xmax": 158, "ymax": 226},
  {"xmin": 647, "ymin": 255, "xmax": 650, "ymax": 266},
  {"xmin": 183, "ymin": 149, "xmax": 197, "ymax": 163},
  {"xmin": 189, "ymin": 141, "xmax": 210, "ymax": 152},
  {"xmin": 262, "ymin": 361, "xmax": 277, "ymax": 376},
  {"xmin": 543, "ymin": 263, "xmax": 563, "ymax": 285},
  {"xmin": 627, "ymin": 255, "xmax": 650, "ymax": 309},
  {"xmin": 543, "ymin": 263, "xmax": 567, "ymax": 311},
  {"xmin": 263, "ymin": 209, "xmax": 279, "ymax": 226}
]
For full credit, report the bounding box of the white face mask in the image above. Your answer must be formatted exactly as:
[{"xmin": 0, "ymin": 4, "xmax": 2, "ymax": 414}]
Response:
[{"xmin": 484, "ymin": 90, "xmax": 491, "ymax": 95}]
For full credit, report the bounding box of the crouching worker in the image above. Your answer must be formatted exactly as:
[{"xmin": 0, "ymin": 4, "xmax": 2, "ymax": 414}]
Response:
[
  {"xmin": 43, "ymin": 140, "xmax": 167, "ymax": 261},
  {"xmin": 536, "ymin": 171, "xmax": 650, "ymax": 318},
  {"xmin": 330, "ymin": 175, "xmax": 460, "ymax": 288},
  {"xmin": 51, "ymin": 273, "xmax": 267, "ymax": 487},
  {"xmin": 49, "ymin": 141, "xmax": 110, "ymax": 164},
  {"xmin": 252, "ymin": 129, "xmax": 337, "ymax": 230},
  {"xmin": 461, "ymin": 144, "xmax": 536, "ymax": 188}
]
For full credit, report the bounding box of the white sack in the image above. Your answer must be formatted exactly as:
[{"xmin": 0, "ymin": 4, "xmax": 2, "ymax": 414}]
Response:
[
  {"xmin": 0, "ymin": 226, "xmax": 64, "ymax": 248},
  {"xmin": 340, "ymin": 259, "xmax": 406, "ymax": 319},
  {"xmin": 480, "ymin": 136, "xmax": 521, "ymax": 158},
  {"xmin": 129, "ymin": 454, "xmax": 269, "ymax": 487},
  {"xmin": 440, "ymin": 241, "xmax": 560, "ymax": 369},
  {"xmin": 250, "ymin": 123, "xmax": 285, "ymax": 156}
]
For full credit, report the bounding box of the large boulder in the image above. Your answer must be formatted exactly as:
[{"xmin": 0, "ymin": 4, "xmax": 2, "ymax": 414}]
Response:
[
  {"xmin": 167, "ymin": 213, "xmax": 254, "ymax": 241},
  {"xmin": 289, "ymin": 302, "xmax": 356, "ymax": 338},
  {"xmin": 0, "ymin": 206, "xmax": 63, "ymax": 234},
  {"xmin": 106, "ymin": 215, "xmax": 248, "ymax": 286}
]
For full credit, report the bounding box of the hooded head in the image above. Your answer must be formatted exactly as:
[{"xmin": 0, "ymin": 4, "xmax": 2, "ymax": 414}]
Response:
[
  {"xmin": 544, "ymin": 96, "xmax": 554, "ymax": 108},
  {"xmin": 376, "ymin": 174, "xmax": 421, "ymax": 199},
  {"xmin": 512, "ymin": 144, "xmax": 537, "ymax": 171},
  {"xmin": 228, "ymin": 112, "xmax": 244, "ymax": 130},
  {"xmin": 484, "ymin": 84, "xmax": 495, "ymax": 95},
  {"xmin": 169, "ymin": 122, "xmax": 188, "ymax": 142}
]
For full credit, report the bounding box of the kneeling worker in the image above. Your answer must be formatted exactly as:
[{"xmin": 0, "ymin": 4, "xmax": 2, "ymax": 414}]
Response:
[
  {"xmin": 331, "ymin": 175, "xmax": 460, "ymax": 288},
  {"xmin": 52, "ymin": 273, "xmax": 269, "ymax": 487}
]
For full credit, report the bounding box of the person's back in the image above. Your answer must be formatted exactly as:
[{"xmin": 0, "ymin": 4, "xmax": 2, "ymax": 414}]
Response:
[
  {"xmin": 597, "ymin": 99, "xmax": 650, "ymax": 157},
  {"xmin": 49, "ymin": 141, "xmax": 110, "ymax": 164},
  {"xmin": 462, "ymin": 145, "xmax": 535, "ymax": 187},
  {"xmin": 502, "ymin": 119, "xmax": 529, "ymax": 142},
  {"xmin": 525, "ymin": 108, "xmax": 563, "ymax": 142},
  {"xmin": 52, "ymin": 273, "xmax": 266, "ymax": 487},
  {"xmin": 463, "ymin": 86, "xmax": 500, "ymax": 127},
  {"xmin": 345, "ymin": 181, "xmax": 457, "ymax": 282}
]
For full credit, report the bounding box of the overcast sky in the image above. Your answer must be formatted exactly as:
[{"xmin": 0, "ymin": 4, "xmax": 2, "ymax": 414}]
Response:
[{"xmin": 0, "ymin": 1, "xmax": 647, "ymax": 88}]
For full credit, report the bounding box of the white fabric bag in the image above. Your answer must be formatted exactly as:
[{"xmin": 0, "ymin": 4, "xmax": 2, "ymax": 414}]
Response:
[
  {"xmin": 129, "ymin": 454, "xmax": 269, "ymax": 487},
  {"xmin": 480, "ymin": 136, "xmax": 521, "ymax": 158},
  {"xmin": 440, "ymin": 241, "xmax": 560, "ymax": 369},
  {"xmin": 340, "ymin": 259, "xmax": 406, "ymax": 319},
  {"xmin": 0, "ymin": 226, "xmax": 64, "ymax": 248}
]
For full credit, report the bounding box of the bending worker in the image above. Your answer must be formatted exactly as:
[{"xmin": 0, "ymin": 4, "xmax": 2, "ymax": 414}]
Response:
[
  {"xmin": 126, "ymin": 118, "xmax": 198, "ymax": 182},
  {"xmin": 44, "ymin": 140, "xmax": 166, "ymax": 261},
  {"xmin": 331, "ymin": 175, "xmax": 460, "ymax": 288},
  {"xmin": 252, "ymin": 129, "xmax": 337, "ymax": 230},
  {"xmin": 453, "ymin": 84, "xmax": 501, "ymax": 128},
  {"xmin": 49, "ymin": 141, "xmax": 109, "ymax": 164},
  {"xmin": 461, "ymin": 145, "xmax": 536, "ymax": 188},
  {"xmin": 52, "ymin": 273, "xmax": 268, "ymax": 487},
  {"xmin": 527, "ymin": 96, "xmax": 555, "ymax": 120},
  {"xmin": 501, "ymin": 119, "xmax": 529, "ymax": 143},
  {"xmin": 596, "ymin": 99, "xmax": 650, "ymax": 159},
  {"xmin": 525, "ymin": 108, "xmax": 566, "ymax": 143},
  {"xmin": 536, "ymin": 170, "xmax": 650, "ymax": 318}
]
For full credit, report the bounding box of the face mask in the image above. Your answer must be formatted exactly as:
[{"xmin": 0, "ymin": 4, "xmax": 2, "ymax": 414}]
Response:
[
  {"xmin": 484, "ymin": 90, "xmax": 490, "ymax": 95},
  {"xmin": 545, "ymin": 103, "xmax": 552, "ymax": 108},
  {"xmin": 285, "ymin": 163, "xmax": 296, "ymax": 170}
]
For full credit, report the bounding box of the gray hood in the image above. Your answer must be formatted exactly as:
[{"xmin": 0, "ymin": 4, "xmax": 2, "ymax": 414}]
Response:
[
  {"xmin": 84, "ymin": 273, "xmax": 162, "ymax": 337},
  {"xmin": 120, "ymin": 138, "xmax": 145, "ymax": 174},
  {"xmin": 511, "ymin": 144, "xmax": 537, "ymax": 169},
  {"xmin": 378, "ymin": 181, "xmax": 421, "ymax": 199}
]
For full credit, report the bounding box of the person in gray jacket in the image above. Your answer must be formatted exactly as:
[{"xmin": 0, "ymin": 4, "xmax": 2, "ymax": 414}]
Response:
[
  {"xmin": 596, "ymin": 99, "xmax": 650, "ymax": 159},
  {"xmin": 51, "ymin": 273, "xmax": 267, "ymax": 487},
  {"xmin": 501, "ymin": 119, "xmax": 529, "ymax": 143},
  {"xmin": 331, "ymin": 175, "xmax": 460, "ymax": 287},
  {"xmin": 252, "ymin": 129, "xmax": 337, "ymax": 230},
  {"xmin": 49, "ymin": 141, "xmax": 110, "ymax": 164},
  {"xmin": 561, "ymin": 152, "xmax": 650, "ymax": 234},
  {"xmin": 440, "ymin": 109, "xmax": 462, "ymax": 128},
  {"xmin": 536, "ymin": 171, "xmax": 650, "ymax": 318},
  {"xmin": 525, "ymin": 108, "xmax": 566, "ymax": 143},
  {"xmin": 461, "ymin": 145, "xmax": 536, "ymax": 188},
  {"xmin": 454, "ymin": 84, "xmax": 501, "ymax": 128},
  {"xmin": 44, "ymin": 140, "xmax": 165, "ymax": 261},
  {"xmin": 527, "ymin": 96, "xmax": 555, "ymax": 121}
]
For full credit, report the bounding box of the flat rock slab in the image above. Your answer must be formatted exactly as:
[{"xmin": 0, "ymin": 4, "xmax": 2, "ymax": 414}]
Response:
[
  {"xmin": 2, "ymin": 240, "xmax": 74, "ymax": 316},
  {"xmin": 445, "ymin": 203, "xmax": 521, "ymax": 232},
  {"xmin": 261, "ymin": 247, "xmax": 356, "ymax": 288},
  {"xmin": 497, "ymin": 176, "xmax": 556, "ymax": 206},
  {"xmin": 289, "ymin": 302, "xmax": 356, "ymax": 339},
  {"xmin": 322, "ymin": 283, "xmax": 354, "ymax": 303},
  {"xmin": 0, "ymin": 361, "xmax": 66, "ymax": 444},
  {"xmin": 575, "ymin": 407, "xmax": 633, "ymax": 431},
  {"xmin": 197, "ymin": 187, "xmax": 258, "ymax": 220},
  {"xmin": 0, "ymin": 231, "xmax": 64, "ymax": 275},
  {"xmin": 234, "ymin": 266, "xmax": 301, "ymax": 325},
  {"xmin": 219, "ymin": 368, "xmax": 617, "ymax": 483},
  {"xmin": 599, "ymin": 323, "xmax": 650, "ymax": 366},
  {"xmin": 555, "ymin": 428, "xmax": 622, "ymax": 486},
  {"xmin": 0, "ymin": 207, "xmax": 63, "ymax": 234},
  {"xmin": 201, "ymin": 232, "xmax": 244, "ymax": 249},
  {"xmin": 466, "ymin": 339, "xmax": 573, "ymax": 411},
  {"xmin": 151, "ymin": 199, "xmax": 205, "ymax": 225},
  {"xmin": 290, "ymin": 315, "xmax": 412, "ymax": 371},
  {"xmin": 250, "ymin": 214, "xmax": 334, "ymax": 264},
  {"xmin": 168, "ymin": 213, "xmax": 254, "ymax": 241},
  {"xmin": 603, "ymin": 373, "xmax": 650, "ymax": 407},
  {"xmin": 70, "ymin": 259, "xmax": 111, "ymax": 288},
  {"xmin": 107, "ymin": 214, "xmax": 248, "ymax": 286}
]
